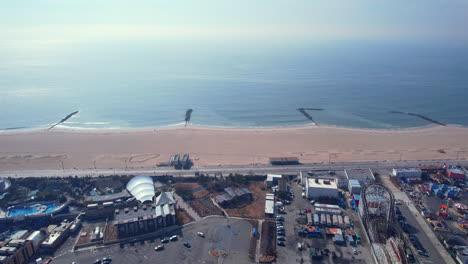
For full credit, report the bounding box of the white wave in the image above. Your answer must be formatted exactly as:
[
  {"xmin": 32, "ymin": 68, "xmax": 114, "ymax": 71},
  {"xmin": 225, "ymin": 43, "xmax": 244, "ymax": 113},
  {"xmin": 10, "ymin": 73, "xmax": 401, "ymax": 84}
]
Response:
[
  {"xmin": 164, "ymin": 122, "xmax": 187, "ymax": 127},
  {"xmin": 54, "ymin": 124, "xmax": 122, "ymax": 130},
  {"xmin": 83, "ymin": 122, "xmax": 111, "ymax": 125}
]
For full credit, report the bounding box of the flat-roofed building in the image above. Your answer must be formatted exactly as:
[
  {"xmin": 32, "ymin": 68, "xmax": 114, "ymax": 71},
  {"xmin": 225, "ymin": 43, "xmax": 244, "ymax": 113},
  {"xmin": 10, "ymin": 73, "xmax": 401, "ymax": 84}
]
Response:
[
  {"xmin": 278, "ymin": 176, "xmax": 288, "ymax": 192},
  {"xmin": 0, "ymin": 239, "xmax": 35, "ymax": 264},
  {"xmin": 266, "ymin": 193, "xmax": 275, "ymax": 201},
  {"xmin": 302, "ymin": 170, "xmax": 348, "ymax": 189},
  {"xmin": 266, "ymin": 174, "xmax": 282, "ymax": 187},
  {"xmin": 345, "ymin": 169, "xmax": 375, "ymax": 186},
  {"xmin": 84, "ymin": 189, "xmax": 131, "ymax": 205},
  {"xmin": 265, "ymin": 200, "xmax": 275, "ymax": 217},
  {"xmin": 41, "ymin": 220, "xmax": 72, "ymax": 250},
  {"xmin": 305, "ymin": 178, "xmax": 338, "ymax": 199},
  {"xmin": 348, "ymin": 180, "xmax": 362, "ymax": 195},
  {"xmin": 114, "ymin": 192, "xmax": 177, "ymax": 238}
]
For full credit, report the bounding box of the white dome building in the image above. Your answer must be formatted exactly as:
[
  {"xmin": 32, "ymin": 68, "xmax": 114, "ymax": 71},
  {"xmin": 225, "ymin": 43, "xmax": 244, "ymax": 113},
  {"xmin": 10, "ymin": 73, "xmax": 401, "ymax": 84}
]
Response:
[{"xmin": 126, "ymin": 175, "xmax": 155, "ymax": 203}]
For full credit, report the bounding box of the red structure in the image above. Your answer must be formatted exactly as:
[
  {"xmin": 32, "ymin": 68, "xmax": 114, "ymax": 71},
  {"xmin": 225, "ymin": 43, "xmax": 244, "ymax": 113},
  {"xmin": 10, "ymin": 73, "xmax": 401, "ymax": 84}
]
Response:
[{"xmin": 446, "ymin": 168, "xmax": 466, "ymax": 180}]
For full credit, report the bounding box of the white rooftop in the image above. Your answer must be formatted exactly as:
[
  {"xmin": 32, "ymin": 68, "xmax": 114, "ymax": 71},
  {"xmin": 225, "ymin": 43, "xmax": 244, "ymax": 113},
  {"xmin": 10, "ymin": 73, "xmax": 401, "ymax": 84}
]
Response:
[
  {"xmin": 394, "ymin": 168, "xmax": 421, "ymax": 172},
  {"xmin": 126, "ymin": 175, "xmax": 155, "ymax": 203},
  {"xmin": 265, "ymin": 200, "xmax": 275, "ymax": 214},
  {"xmin": 308, "ymin": 178, "xmax": 338, "ymax": 189},
  {"xmin": 155, "ymin": 192, "xmax": 175, "ymax": 206},
  {"xmin": 266, "ymin": 174, "xmax": 282, "ymax": 181}
]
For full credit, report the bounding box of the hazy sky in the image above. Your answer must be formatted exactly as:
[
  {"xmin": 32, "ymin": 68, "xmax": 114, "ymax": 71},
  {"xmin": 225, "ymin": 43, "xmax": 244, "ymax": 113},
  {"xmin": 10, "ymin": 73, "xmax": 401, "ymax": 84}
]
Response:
[{"xmin": 1, "ymin": 0, "xmax": 467, "ymax": 45}]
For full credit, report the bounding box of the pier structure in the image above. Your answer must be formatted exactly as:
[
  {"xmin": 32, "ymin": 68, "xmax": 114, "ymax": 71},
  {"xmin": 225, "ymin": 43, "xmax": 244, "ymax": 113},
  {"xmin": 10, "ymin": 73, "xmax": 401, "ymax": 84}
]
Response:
[
  {"xmin": 297, "ymin": 108, "xmax": 322, "ymax": 126},
  {"xmin": 390, "ymin": 111, "xmax": 446, "ymax": 126}
]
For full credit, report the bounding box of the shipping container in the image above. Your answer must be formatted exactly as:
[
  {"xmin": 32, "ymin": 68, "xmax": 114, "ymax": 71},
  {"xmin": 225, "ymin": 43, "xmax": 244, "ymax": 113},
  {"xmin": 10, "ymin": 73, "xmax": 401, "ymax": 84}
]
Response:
[
  {"xmin": 315, "ymin": 208, "xmax": 342, "ymax": 215},
  {"xmin": 313, "ymin": 214, "xmax": 319, "ymax": 225},
  {"xmin": 332, "ymin": 215, "xmax": 337, "ymax": 227},
  {"xmin": 338, "ymin": 215, "xmax": 344, "ymax": 228},
  {"xmin": 307, "ymin": 213, "xmax": 313, "ymax": 225},
  {"xmin": 344, "ymin": 216, "xmax": 350, "ymax": 228},
  {"xmin": 314, "ymin": 203, "xmax": 340, "ymax": 210}
]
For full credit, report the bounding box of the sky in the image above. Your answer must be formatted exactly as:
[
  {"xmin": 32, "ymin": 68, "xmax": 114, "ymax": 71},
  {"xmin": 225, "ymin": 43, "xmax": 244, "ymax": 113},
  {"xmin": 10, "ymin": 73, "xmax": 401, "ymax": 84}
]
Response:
[{"xmin": 1, "ymin": 0, "xmax": 467, "ymax": 46}]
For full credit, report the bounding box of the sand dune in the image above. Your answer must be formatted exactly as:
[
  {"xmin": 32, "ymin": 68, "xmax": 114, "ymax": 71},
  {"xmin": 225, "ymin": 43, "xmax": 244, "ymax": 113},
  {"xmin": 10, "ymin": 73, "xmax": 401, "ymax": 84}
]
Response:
[{"xmin": 0, "ymin": 125, "xmax": 467, "ymax": 171}]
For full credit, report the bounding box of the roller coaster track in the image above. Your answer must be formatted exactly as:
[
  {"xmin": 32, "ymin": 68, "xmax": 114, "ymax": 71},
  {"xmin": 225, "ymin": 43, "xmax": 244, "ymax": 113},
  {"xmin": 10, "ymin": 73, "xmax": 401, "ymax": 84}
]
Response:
[{"xmin": 361, "ymin": 183, "xmax": 409, "ymax": 264}]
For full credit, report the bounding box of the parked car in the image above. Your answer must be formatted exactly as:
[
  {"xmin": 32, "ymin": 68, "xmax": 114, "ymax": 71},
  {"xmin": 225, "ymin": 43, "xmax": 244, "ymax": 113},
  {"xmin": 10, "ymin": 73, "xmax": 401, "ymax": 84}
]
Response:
[
  {"xmin": 183, "ymin": 242, "xmax": 191, "ymax": 248},
  {"xmin": 154, "ymin": 245, "xmax": 164, "ymax": 251},
  {"xmin": 277, "ymin": 231, "xmax": 285, "ymax": 236},
  {"xmin": 170, "ymin": 235, "xmax": 178, "ymax": 241},
  {"xmin": 276, "ymin": 216, "xmax": 284, "ymax": 221},
  {"xmin": 277, "ymin": 236, "xmax": 286, "ymax": 241},
  {"xmin": 161, "ymin": 238, "xmax": 169, "ymax": 243},
  {"xmin": 417, "ymin": 249, "xmax": 428, "ymax": 256},
  {"xmin": 197, "ymin": 232, "xmax": 205, "ymax": 238},
  {"xmin": 277, "ymin": 241, "xmax": 285, "ymax": 246}
]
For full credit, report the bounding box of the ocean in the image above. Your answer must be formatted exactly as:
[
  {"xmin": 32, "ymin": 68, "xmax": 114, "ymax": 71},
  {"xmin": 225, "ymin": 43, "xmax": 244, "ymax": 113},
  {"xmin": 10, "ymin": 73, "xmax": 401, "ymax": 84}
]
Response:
[{"xmin": 1, "ymin": 40, "xmax": 467, "ymax": 130}]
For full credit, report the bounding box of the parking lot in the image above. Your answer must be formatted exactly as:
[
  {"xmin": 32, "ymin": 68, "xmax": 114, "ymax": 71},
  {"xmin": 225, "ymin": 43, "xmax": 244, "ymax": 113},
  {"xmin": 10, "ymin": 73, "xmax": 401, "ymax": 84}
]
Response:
[
  {"xmin": 397, "ymin": 203, "xmax": 446, "ymax": 264},
  {"xmin": 53, "ymin": 217, "xmax": 252, "ymax": 264},
  {"xmin": 275, "ymin": 180, "xmax": 372, "ymax": 264}
]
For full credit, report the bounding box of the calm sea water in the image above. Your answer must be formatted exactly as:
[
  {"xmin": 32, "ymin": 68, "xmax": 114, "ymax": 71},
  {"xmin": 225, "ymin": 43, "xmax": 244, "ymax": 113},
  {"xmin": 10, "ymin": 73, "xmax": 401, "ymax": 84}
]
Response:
[{"xmin": 1, "ymin": 40, "xmax": 467, "ymax": 130}]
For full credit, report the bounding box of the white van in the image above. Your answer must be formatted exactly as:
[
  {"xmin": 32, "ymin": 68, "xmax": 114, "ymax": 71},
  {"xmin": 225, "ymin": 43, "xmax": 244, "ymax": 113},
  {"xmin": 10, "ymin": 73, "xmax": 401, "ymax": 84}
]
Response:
[{"xmin": 297, "ymin": 242, "xmax": 303, "ymax": 251}]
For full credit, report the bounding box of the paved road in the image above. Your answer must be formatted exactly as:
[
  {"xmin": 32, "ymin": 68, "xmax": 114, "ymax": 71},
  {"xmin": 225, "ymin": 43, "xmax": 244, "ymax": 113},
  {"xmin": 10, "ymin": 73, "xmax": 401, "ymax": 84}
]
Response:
[
  {"xmin": 1, "ymin": 159, "xmax": 467, "ymax": 178},
  {"xmin": 173, "ymin": 192, "xmax": 202, "ymax": 221},
  {"xmin": 398, "ymin": 204, "xmax": 447, "ymax": 264},
  {"xmin": 379, "ymin": 175, "xmax": 455, "ymax": 264}
]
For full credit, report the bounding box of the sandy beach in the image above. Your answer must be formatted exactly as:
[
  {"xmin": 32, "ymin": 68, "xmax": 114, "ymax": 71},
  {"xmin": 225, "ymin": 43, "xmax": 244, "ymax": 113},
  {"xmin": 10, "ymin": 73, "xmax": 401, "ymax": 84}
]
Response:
[{"xmin": 0, "ymin": 125, "xmax": 467, "ymax": 171}]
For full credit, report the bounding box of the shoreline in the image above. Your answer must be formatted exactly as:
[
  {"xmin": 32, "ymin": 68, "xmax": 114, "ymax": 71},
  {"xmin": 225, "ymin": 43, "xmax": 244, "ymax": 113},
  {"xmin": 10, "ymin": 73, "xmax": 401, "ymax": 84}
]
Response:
[
  {"xmin": 0, "ymin": 121, "xmax": 451, "ymax": 136},
  {"xmin": 1, "ymin": 124, "xmax": 468, "ymax": 172}
]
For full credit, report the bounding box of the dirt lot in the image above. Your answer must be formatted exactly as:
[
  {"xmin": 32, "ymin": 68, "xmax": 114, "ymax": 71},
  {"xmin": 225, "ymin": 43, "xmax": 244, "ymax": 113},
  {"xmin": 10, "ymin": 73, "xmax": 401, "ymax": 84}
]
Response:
[
  {"xmin": 189, "ymin": 197, "xmax": 223, "ymax": 217},
  {"xmin": 193, "ymin": 189, "xmax": 209, "ymax": 199},
  {"xmin": 247, "ymin": 219, "xmax": 259, "ymax": 261},
  {"xmin": 224, "ymin": 181, "xmax": 266, "ymax": 219},
  {"xmin": 260, "ymin": 220, "xmax": 276, "ymax": 262},
  {"xmin": 104, "ymin": 224, "xmax": 119, "ymax": 242},
  {"xmin": 76, "ymin": 227, "xmax": 93, "ymax": 245},
  {"xmin": 175, "ymin": 182, "xmax": 209, "ymax": 199},
  {"xmin": 177, "ymin": 208, "xmax": 195, "ymax": 225}
]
